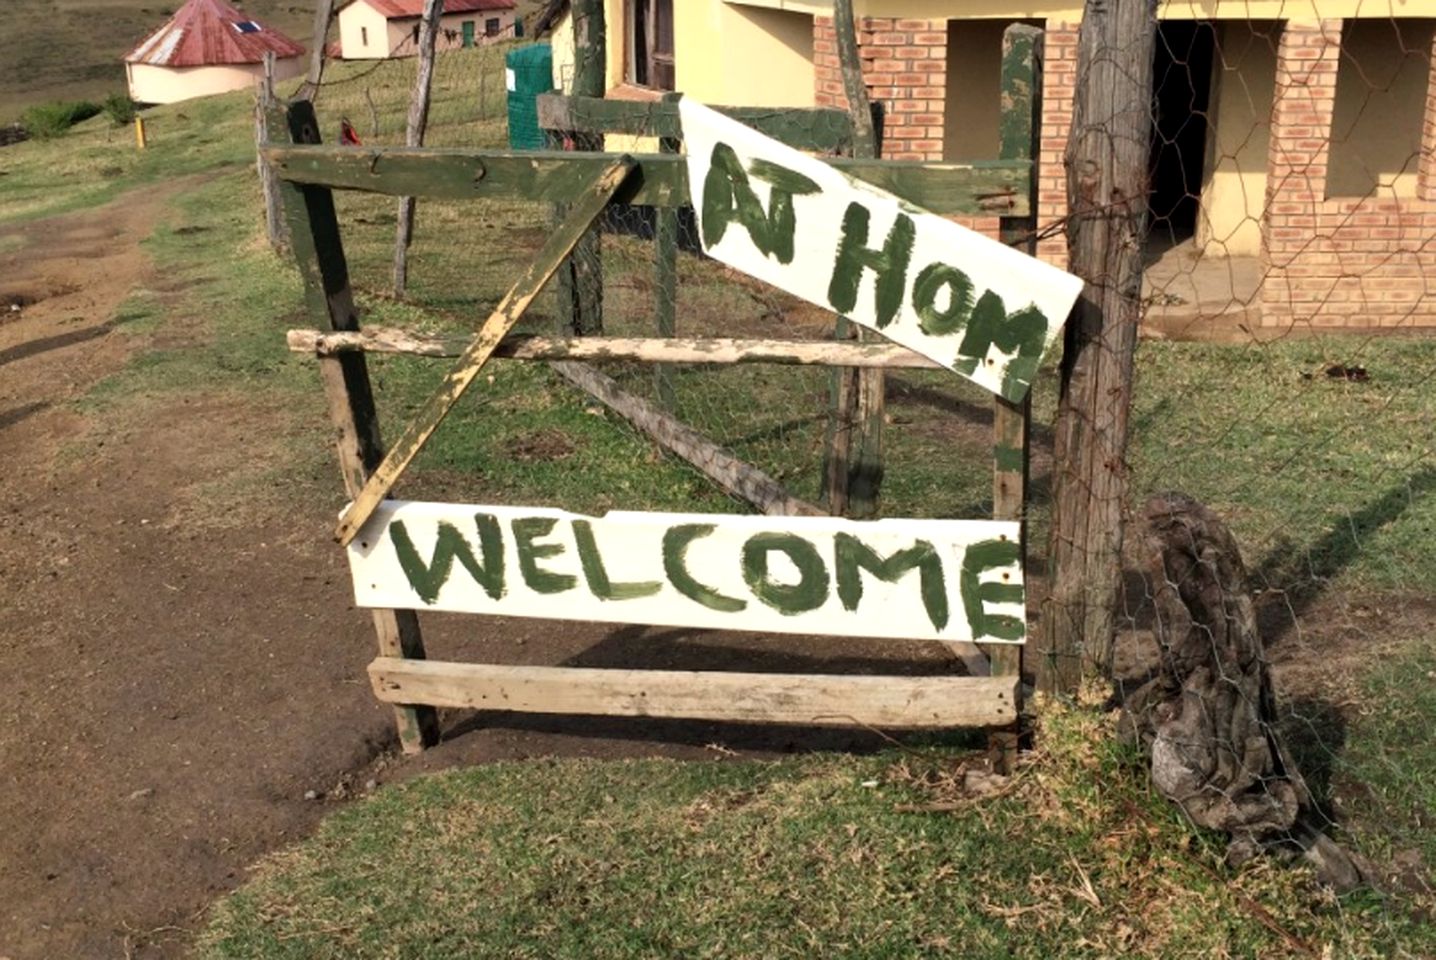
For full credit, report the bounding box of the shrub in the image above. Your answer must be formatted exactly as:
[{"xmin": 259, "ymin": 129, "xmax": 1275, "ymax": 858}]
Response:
[
  {"xmin": 20, "ymin": 100, "xmax": 102, "ymax": 140},
  {"xmin": 102, "ymin": 93, "xmax": 138, "ymax": 127}
]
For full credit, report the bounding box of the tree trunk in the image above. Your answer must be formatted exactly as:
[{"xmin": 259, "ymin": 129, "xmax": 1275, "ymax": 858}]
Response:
[
  {"xmin": 1036, "ymin": 0, "xmax": 1155, "ymax": 693},
  {"xmin": 392, "ymin": 0, "xmax": 443, "ymax": 298},
  {"xmin": 1123, "ymin": 493, "xmax": 1365, "ymax": 889}
]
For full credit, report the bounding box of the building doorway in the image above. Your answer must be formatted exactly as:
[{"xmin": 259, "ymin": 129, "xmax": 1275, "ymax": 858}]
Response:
[{"xmin": 1148, "ymin": 21, "xmax": 1216, "ymax": 250}]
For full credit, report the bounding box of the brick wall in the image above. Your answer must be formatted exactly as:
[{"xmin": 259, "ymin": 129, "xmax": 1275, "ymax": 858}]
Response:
[
  {"xmin": 813, "ymin": 16, "xmax": 1026, "ymax": 243},
  {"xmin": 1036, "ymin": 22, "xmax": 1078, "ymax": 268},
  {"xmin": 1261, "ymin": 19, "xmax": 1436, "ymax": 327},
  {"xmin": 813, "ymin": 16, "xmax": 947, "ymax": 162}
]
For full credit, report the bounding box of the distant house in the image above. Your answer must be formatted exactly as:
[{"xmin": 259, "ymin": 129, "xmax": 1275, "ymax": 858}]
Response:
[
  {"xmin": 123, "ymin": 0, "xmax": 306, "ymax": 105},
  {"xmin": 337, "ymin": 0, "xmax": 519, "ymax": 60}
]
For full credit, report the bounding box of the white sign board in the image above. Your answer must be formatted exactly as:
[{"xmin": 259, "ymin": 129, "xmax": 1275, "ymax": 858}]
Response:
[
  {"xmin": 348, "ymin": 501, "xmax": 1026, "ymax": 643},
  {"xmin": 678, "ymin": 98, "xmax": 1083, "ymax": 403}
]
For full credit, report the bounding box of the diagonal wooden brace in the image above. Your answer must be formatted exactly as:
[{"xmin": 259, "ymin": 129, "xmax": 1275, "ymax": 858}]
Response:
[{"xmin": 334, "ymin": 155, "xmax": 637, "ymax": 545}]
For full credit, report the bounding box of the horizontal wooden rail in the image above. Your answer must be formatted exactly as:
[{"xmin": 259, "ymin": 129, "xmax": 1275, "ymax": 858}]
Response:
[
  {"xmin": 286, "ymin": 328, "xmax": 944, "ymax": 368},
  {"xmin": 538, "ymin": 94, "xmax": 868, "ymax": 152},
  {"xmin": 369, "ymin": 658, "xmax": 1019, "ymax": 728},
  {"xmin": 262, "ymin": 145, "xmax": 1030, "ymax": 216}
]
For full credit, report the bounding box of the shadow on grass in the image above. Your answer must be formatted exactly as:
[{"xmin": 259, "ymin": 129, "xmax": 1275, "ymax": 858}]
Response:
[{"xmin": 1253, "ymin": 466, "xmax": 1436, "ymax": 643}]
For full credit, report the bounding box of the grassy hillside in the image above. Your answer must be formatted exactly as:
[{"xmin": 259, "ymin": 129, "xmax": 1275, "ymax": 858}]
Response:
[{"xmin": 0, "ymin": 0, "xmax": 315, "ymax": 122}]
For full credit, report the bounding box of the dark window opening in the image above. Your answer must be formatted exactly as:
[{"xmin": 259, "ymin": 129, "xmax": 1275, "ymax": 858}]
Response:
[
  {"xmin": 1149, "ymin": 20, "xmax": 1217, "ymax": 248},
  {"xmin": 486, "ymin": 17, "xmax": 501, "ymax": 37}
]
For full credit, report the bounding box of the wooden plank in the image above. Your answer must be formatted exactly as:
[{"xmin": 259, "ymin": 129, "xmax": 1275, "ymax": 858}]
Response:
[
  {"xmin": 261, "ymin": 145, "xmax": 1032, "ymax": 217},
  {"xmin": 286, "ymin": 328, "xmax": 947, "ymax": 368},
  {"xmin": 676, "ymin": 100, "xmax": 1079, "ymax": 404},
  {"xmin": 550, "ymin": 360, "xmax": 823, "ymax": 516},
  {"xmin": 392, "ymin": 0, "xmax": 443, "ymax": 298},
  {"xmin": 350, "ymin": 501, "xmax": 1022, "ymax": 642},
  {"xmin": 272, "ymin": 99, "xmax": 439, "ymax": 753},
  {"xmin": 335, "ymin": 157, "xmax": 637, "ymax": 546},
  {"xmin": 536, "ymin": 94, "xmax": 856, "ymax": 153},
  {"xmin": 369, "ymin": 659, "xmax": 1020, "ymax": 728}
]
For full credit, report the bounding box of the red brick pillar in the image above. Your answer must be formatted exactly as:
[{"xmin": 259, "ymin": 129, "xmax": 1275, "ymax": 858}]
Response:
[
  {"xmin": 813, "ymin": 16, "xmax": 947, "ymax": 162},
  {"xmin": 1419, "ymin": 26, "xmax": 1436, "ymax": 203},
  {"xmin": 1036, "ymin": 21, "xmax": 1079, "ymax": 268},
  {"xmin": 1261, "ymin": 20, "xmax": 1341, "ymax": 327}
]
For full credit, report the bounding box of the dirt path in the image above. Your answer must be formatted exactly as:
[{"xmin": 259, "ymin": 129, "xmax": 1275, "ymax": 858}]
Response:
[
  {"xmin": 0, "ymin": 186, "xmax": 965, "ymax": 959},
  {"xmin": 0, "ymin": 187, "xmax": 399, "ymax": 959}
]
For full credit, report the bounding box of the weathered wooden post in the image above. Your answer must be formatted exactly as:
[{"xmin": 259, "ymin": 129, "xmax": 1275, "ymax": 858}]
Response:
[
  {"xmin": 255, "ymin": 52, "xmax": 287, "ymax": 254},
  {"xmin": 393, "ymin": 0, "xmax": 444, "ymax": 298},
  {"xmin": 1037, "ymin": 0, "xmax": 1157, "ymax": 694},
  {"xmin": 654, "ymin": 91, "xmax": 681, "ymax": 410},
  {"xmin": 821, "ymin": 0, "xmax": 883, "ymax": 519},
  {"xmin": 297, "ymin": 0, "xmax": 338, "ymax": 103},
  {"xmin": 989, "ymin": 22, "xmax": 1043, "ymax": 770},
  {"xmin": 554, "ymin": 0, "xmax": 606, "ymax": 335},
  {"xmin": 271, "ymin": 99, "xmax": 441, "ymax": 753}
]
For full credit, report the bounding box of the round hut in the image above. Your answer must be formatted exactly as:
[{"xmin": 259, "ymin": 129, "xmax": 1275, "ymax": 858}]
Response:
[{"xmin": 123, "ymin": 0, "xmax": 306, "ymax": 105}]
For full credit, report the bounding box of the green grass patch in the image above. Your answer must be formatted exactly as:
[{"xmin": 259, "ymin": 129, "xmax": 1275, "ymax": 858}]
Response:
[
  {"xmin": 198, "ymin": 696, "xmax": 1432, "ymax": 959},
  {"xmin": 20, "ymin": 98, "xmax": 101, "ymax": 139}
]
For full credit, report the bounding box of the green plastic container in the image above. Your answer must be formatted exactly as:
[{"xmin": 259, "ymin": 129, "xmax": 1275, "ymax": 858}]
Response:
[{"xmin": 506, "ymin": 44, "xmax": 554, "ymax": 151}]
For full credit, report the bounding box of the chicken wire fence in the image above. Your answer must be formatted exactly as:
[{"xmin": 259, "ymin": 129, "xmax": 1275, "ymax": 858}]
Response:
[{"xmin": 1057, "ymin": 11, "xmax": 1436, "ymax": 927}]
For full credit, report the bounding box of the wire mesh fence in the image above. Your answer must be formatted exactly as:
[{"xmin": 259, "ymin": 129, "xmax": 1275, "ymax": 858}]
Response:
[{"xmin": 1043, "ymin": 8, "xmax": 1436, "ymax": 918}]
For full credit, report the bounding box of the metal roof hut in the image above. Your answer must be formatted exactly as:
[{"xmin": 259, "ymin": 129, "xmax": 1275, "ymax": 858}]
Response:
[{"xmin": 123, "ymin": 0, "xmax": 306, "ymax": 105}]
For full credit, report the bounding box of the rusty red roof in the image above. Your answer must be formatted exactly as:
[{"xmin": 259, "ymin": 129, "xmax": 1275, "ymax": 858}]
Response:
[
  {"xmin": 124, "ymin": 0, "xmax": 305, "ymax": 67},
  {"xmin": 356, "ymin": 0, "xmax": 516, "ymax": 20}
]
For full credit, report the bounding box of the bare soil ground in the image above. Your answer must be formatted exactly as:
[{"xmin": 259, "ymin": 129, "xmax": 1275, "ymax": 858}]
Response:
[{"xmin": 0, "ymin": 189, "xmax": 969, "ymax": 959}]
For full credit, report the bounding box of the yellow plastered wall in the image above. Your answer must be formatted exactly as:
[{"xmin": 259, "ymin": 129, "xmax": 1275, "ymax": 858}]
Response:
[
  {"xmin": 551, "ymin": 11, "xmax": 576, "ymax": 91},
  {"xmin": 339, "ymin": 0, "xmax": 393, "ymax": 59},
  {"xmin": 1196, "ymin": 21, "xmax": 1277, "ymax": 257},
  {"xmin": 943, "ymin": 19, "xmax": 1009, "ymax": 162},
  {"xmin": 126, "ymin": 58, "xmax": 305, "ymax": 104}
]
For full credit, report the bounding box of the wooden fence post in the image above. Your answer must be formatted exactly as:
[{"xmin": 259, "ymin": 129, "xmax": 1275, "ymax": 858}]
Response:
[
  {"xmin": 554, "ymin": 0, "xmax": 606, "ymax": 336},
  {"xmin": 822, "ymin": 0, "xmax": 883, "ymax": 519},
  {"xmin": 393, "ymin": 0, "xmax": 443, "ymax": 298},
  {"xmin": 255, "ymin": 52, "xmax": 286, "ymax": 254},
  {"xmin": 654, "ymin": 92, "xmax": 681, "ymax": 410},
  {"xmin": 297, "ymin": 0, "xmax": 337, "ymax": 103},
  {"xmin": 1037, "ymin": 0, "xmax": 1156, "ymax": 694},
  {"xmin": 989, "ymin": 23, "xmax": 1043, "ymax": 770},
  {"xmin": 272, "ymin": 99, "xmax": 441, "ymax": 753}
]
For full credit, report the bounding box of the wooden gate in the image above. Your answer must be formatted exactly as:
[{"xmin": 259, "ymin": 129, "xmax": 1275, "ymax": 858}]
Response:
[{"xmin": 266, "ymin": 24, "xmax": 1051, "ymax": 762}]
